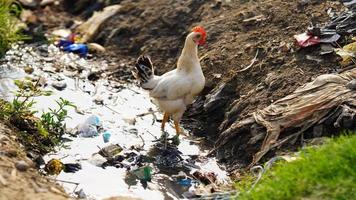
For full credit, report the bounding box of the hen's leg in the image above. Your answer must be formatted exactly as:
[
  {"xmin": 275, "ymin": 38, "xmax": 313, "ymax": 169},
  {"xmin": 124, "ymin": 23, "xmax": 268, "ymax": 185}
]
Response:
[
  {"xmin": 174, "ymin": 120, "xmax": 188, "ymax": 136},
  {"xmin": 174, "ymin": 120, "xmax": 180, "ymax": 135},
  {"xmin": 161, "ymin": 112, "xmax": 169, "ymax": 131}
]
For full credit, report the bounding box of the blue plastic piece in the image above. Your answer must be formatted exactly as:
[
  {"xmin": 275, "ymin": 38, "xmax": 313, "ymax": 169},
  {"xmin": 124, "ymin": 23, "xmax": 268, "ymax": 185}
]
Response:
[
  {"xmin": 102, "ymin": 131, "xmax": 111, "ymax": 143},
  {"xmin": 85, "ymin": 115, "xmax": 102, "ymax": 127},
  {"xmin": 63, "ymin": 43, "xmax": 88, "ymax": 57},
  {"xmin": 58, "ymin": 39, "xmax": 74, "ymax": 48},
  {"xmin": 177, "ymin": 179, "xmax": 193, "ymax": 186}
]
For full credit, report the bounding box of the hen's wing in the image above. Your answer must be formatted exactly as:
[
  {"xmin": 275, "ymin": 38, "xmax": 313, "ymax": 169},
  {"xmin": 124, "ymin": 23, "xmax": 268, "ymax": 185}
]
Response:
[{"xmin": 149, "ymin": 70, "xmax": 191, "ymax": 101}]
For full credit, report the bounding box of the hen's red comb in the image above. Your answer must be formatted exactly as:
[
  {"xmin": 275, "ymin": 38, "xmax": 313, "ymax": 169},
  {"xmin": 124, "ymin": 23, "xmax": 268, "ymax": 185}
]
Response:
[
  {"xmin": 192, "ymin": 26, "xmax": 207, "ymax": 45},
  {"xmin": 192, "ymin": 26, "xmax": 206, "ymax": 36}
]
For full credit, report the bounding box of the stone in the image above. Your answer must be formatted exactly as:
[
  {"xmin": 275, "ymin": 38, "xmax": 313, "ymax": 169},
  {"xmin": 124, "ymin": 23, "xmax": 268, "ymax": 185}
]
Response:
[
  {"xmin": 24, "ymin": 66, "xmax": 34, "ymax": 74},
  {"xmin": 18, "ymin": 0, "xmax": 38, "ymax": 8},
  {"xmin": 15, "ymin": 160, "xmax": 30, "ymax": 172},
  {"xmin": 51, "ymin": 81, "xmax": 67, "ymax": 91}
]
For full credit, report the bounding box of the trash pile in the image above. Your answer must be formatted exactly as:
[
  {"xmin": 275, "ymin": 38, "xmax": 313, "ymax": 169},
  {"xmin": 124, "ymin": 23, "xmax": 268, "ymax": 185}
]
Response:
[
  {"xmin": 294, "ymin": 3, "xmax": 356, "ymax": 66},
  {"xmin": 214, "ymin": 67, "xmax": 356, "ymax": 167}
]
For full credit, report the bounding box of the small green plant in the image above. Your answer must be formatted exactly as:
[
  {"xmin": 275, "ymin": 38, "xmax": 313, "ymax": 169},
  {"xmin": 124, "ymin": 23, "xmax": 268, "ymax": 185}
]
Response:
[
  {"xmin": 41, "ymin": 97, "xmax": 75, "ymax": 137},
  {"xmin": 0, "ymin": 78, "xmax": 75, "ymax": 154},
  {"xmin": 0, "ymin": 78, "xmax": 52, "ymax": 120},
  {"xmin": 0, "ymin": 0, "xmax": 26, "ymax": 57}
]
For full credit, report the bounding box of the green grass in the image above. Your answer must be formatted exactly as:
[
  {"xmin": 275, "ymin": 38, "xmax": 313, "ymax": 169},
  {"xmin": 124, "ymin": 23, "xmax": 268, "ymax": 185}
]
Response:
[
  {"xmin": 0, "ymin": 0, "xmax": 24, "ymax": 57},
  {"xmin": 237, "ymin": 134, "xmax": 356, "ymax": 200}
]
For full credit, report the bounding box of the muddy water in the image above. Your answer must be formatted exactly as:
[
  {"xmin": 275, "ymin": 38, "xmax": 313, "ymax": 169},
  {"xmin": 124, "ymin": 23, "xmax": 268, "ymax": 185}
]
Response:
[{"xmin": 0, "ymin": 44, "xmax": 230, "ymax": 200}]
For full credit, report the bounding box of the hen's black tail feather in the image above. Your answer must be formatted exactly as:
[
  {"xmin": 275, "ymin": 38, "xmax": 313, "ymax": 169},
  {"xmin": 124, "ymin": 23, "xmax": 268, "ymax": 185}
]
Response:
[{"xmin": 133, "ymin": 55, "xmax": 154, "ymax": 84}]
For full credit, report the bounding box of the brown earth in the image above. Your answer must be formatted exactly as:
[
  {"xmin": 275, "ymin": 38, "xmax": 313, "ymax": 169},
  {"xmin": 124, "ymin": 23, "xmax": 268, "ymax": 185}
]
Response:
[
  {"xmin": 25, "ymin": 0, "xmax": 352, "ymax": 166},
  {"xmin": 0, "ymin": 123, "xmax": 70, "ymax": 200}
]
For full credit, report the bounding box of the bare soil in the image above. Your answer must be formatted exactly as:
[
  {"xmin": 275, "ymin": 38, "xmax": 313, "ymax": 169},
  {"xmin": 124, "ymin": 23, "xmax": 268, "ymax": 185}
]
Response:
[{"xmin": 0, "ymin": 123, "xmax": 70, "ymax": 200}]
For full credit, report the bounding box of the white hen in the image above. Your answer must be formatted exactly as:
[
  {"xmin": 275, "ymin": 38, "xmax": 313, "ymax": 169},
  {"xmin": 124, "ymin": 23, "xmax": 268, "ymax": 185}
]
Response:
[{"xmin": 134, "ymin": 26, "xmax": 207, "ymax": 137}]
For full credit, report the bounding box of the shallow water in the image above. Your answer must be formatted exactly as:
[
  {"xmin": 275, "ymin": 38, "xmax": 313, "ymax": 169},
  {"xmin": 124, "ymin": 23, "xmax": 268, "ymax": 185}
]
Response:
[{"xmin": 0, "ymin": 44, "xmax": 230, "ymax": 200}]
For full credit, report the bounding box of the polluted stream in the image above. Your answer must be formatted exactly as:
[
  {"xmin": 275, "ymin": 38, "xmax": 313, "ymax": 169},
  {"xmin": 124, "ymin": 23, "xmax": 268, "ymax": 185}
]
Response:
[{"xmin": 0, "ymin": 44, "xmax": 232, "ymax": 199}]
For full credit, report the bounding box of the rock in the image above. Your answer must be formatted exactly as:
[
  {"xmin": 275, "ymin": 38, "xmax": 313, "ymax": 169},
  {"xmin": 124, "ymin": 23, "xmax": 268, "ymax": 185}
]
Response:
[
  {"xmin": 51, "ymin": 29, "xmax": 71, "ymax": 39},
  {"xmin": 123, "ymin": 117, "xmax": 136, "ymax": 125},
  {"xmin": 0, "ymin": 175, "xmax": 7, "ymax": 186},
  {"xmin": 24, "ymin": 66, "xmax": 34, "ymax": 74},
  {"xmin": 18, "ymin": 0, "xmax": 38, "ymax": 9},
  {"xmin": 88, "ymin": 153, "xmax": 107, "ymax": 166},
  {"xmin": 20, "ymin": 10, "xmax": 37, "ymax": 24},
  {"xmin": 15, "ymin": 160, "xmax": 30, "ymax": 172},
  {"xmin": 5, "ymin": 149, "xmax": 18, "ymax": 157},
  {"xmin": 51, "ymin": 81, "xmax": 67, "ymax": 91},
  {"xmin": 93, "ymin": 96, "xmax": 104, "ymax": 105},
  {"xmin": 87, "ymin": 43, "xmax": 106, "ymax": 53},
  {"xmin": 40, "ymin": 0, "xmax": 56, "ymax": 6},
  {"xmin": 75, "ymin": 189, "xmax": 87, "ymax": 199}
]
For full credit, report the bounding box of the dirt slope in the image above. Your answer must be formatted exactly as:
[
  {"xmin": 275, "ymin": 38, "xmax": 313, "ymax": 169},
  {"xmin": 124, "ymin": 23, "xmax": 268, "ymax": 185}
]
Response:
[{"xmin": 0, "ymin": 123, "xmax": 70, "ymax": 200}]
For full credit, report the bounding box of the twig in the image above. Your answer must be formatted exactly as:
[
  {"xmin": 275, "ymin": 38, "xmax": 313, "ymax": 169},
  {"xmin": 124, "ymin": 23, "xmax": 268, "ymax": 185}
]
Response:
[
  {"xmin": 236, "ymin": 49, "xmax": 259, "ymax": 73},
  {"xmin": 48, "ymin": 178, "xmax": 80, "ymax": 193},
  {"xmin": 136, "ymin": 110, "xmax": 159, "ymax": 117},
  {"xmin": 103, "ymin": 104, "xmax": 120, "ymax": 115},
  {"xmin": 146, "ymin": 130, "xmax": 158, "ymax": 140},
  {"xmin": 139, "ymin": 135, "xmax": 145, "ymax": 148},
  {"xmin": 337, "ymin": 64, "xmax": 356, "ymax": 73}
]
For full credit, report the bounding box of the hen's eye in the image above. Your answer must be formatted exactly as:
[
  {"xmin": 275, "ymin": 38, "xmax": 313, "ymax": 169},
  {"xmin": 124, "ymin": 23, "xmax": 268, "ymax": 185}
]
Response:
[{"xmin": 195, "ymin": 34, "xmax": 201, "ymax": 40}]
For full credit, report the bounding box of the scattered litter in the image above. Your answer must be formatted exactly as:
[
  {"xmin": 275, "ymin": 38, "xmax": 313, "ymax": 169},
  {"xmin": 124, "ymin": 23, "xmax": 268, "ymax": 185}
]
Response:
[
  {"xmin": 177, "ymin": 178, "xmax": 197, "ymax": 187},
  {"xmin": 85, "ymin": 115, "xmax": 102, "ymax": 127},
  {"xmin": 324, "ymin": 8, "xmax": 356, "ymax": 35},
  {"xmin": 45, "ymin": 159, "xmax": 64, "ymax": 175},
  {"xmin": 335, "ymin": 41, "xmax": 356, "ymax": 66},
  {"xmin": 63, "ymin": 44, "xmax": 89, "ymax": 57},
  {"xmin": 63, "ymin": 163, "xmax": 82, "ymax": 173},
  {"xmin": 98, "ymin": 144, "xmax": 123, "ymax": 158},
  {"xmin": 45, "ymin": 159, "xmax": 81, "ymax": 175},
  {"xmin": 130, "ymin": 166, "xmax": 152, "ymax": 182},
  {"xmin": 192, "ymin": 171, "xmax": 217, "ymax": 185},
  {"xmin": 294, "ymin": 32, "xmax": 320, "ymax": 47},
  {"xmin": 342, "ymin": 0, "xmax": 356, "ymax": 7},
  {"xmin": 155, "ymin": 144, "xmax": 184, "ymax": 168},
  {"xmin": 88, "ymin": 153, "xmax": 107, "ymax": 167},
  {"xmin": 320, "ymin": 44, "xmax": 335, "ymax": 55},
  {"xmin": 319, "ymin": 34, "xmax": 340, "ymax": 43},
  {"xmin": 77, "ymin": 123, "xmax": 98, "ymax": 137},
  {"xmin": 102, "ymin": 131, "xmax": 111, "ymax": 143}
]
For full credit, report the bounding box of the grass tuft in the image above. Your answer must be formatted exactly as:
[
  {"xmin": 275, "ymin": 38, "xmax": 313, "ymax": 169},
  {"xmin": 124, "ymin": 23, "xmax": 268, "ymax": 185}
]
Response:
[
  {"xmin": 237, "ymin": 134, "xmax": 356, "ymax": 200},
  {"xmin": 0, "ymin": 0, "xmax": 25, "ymax": 57}
]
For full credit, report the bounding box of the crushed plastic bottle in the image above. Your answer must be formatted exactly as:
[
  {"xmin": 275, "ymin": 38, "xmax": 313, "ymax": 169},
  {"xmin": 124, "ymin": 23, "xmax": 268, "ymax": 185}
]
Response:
[
  {"xmin": 78, "ymin": 123, "xmax": 98, "ymax": 137},
  {"xmin": 85, "ymin": 115, "xmax": 102, "ymax": 127}
]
